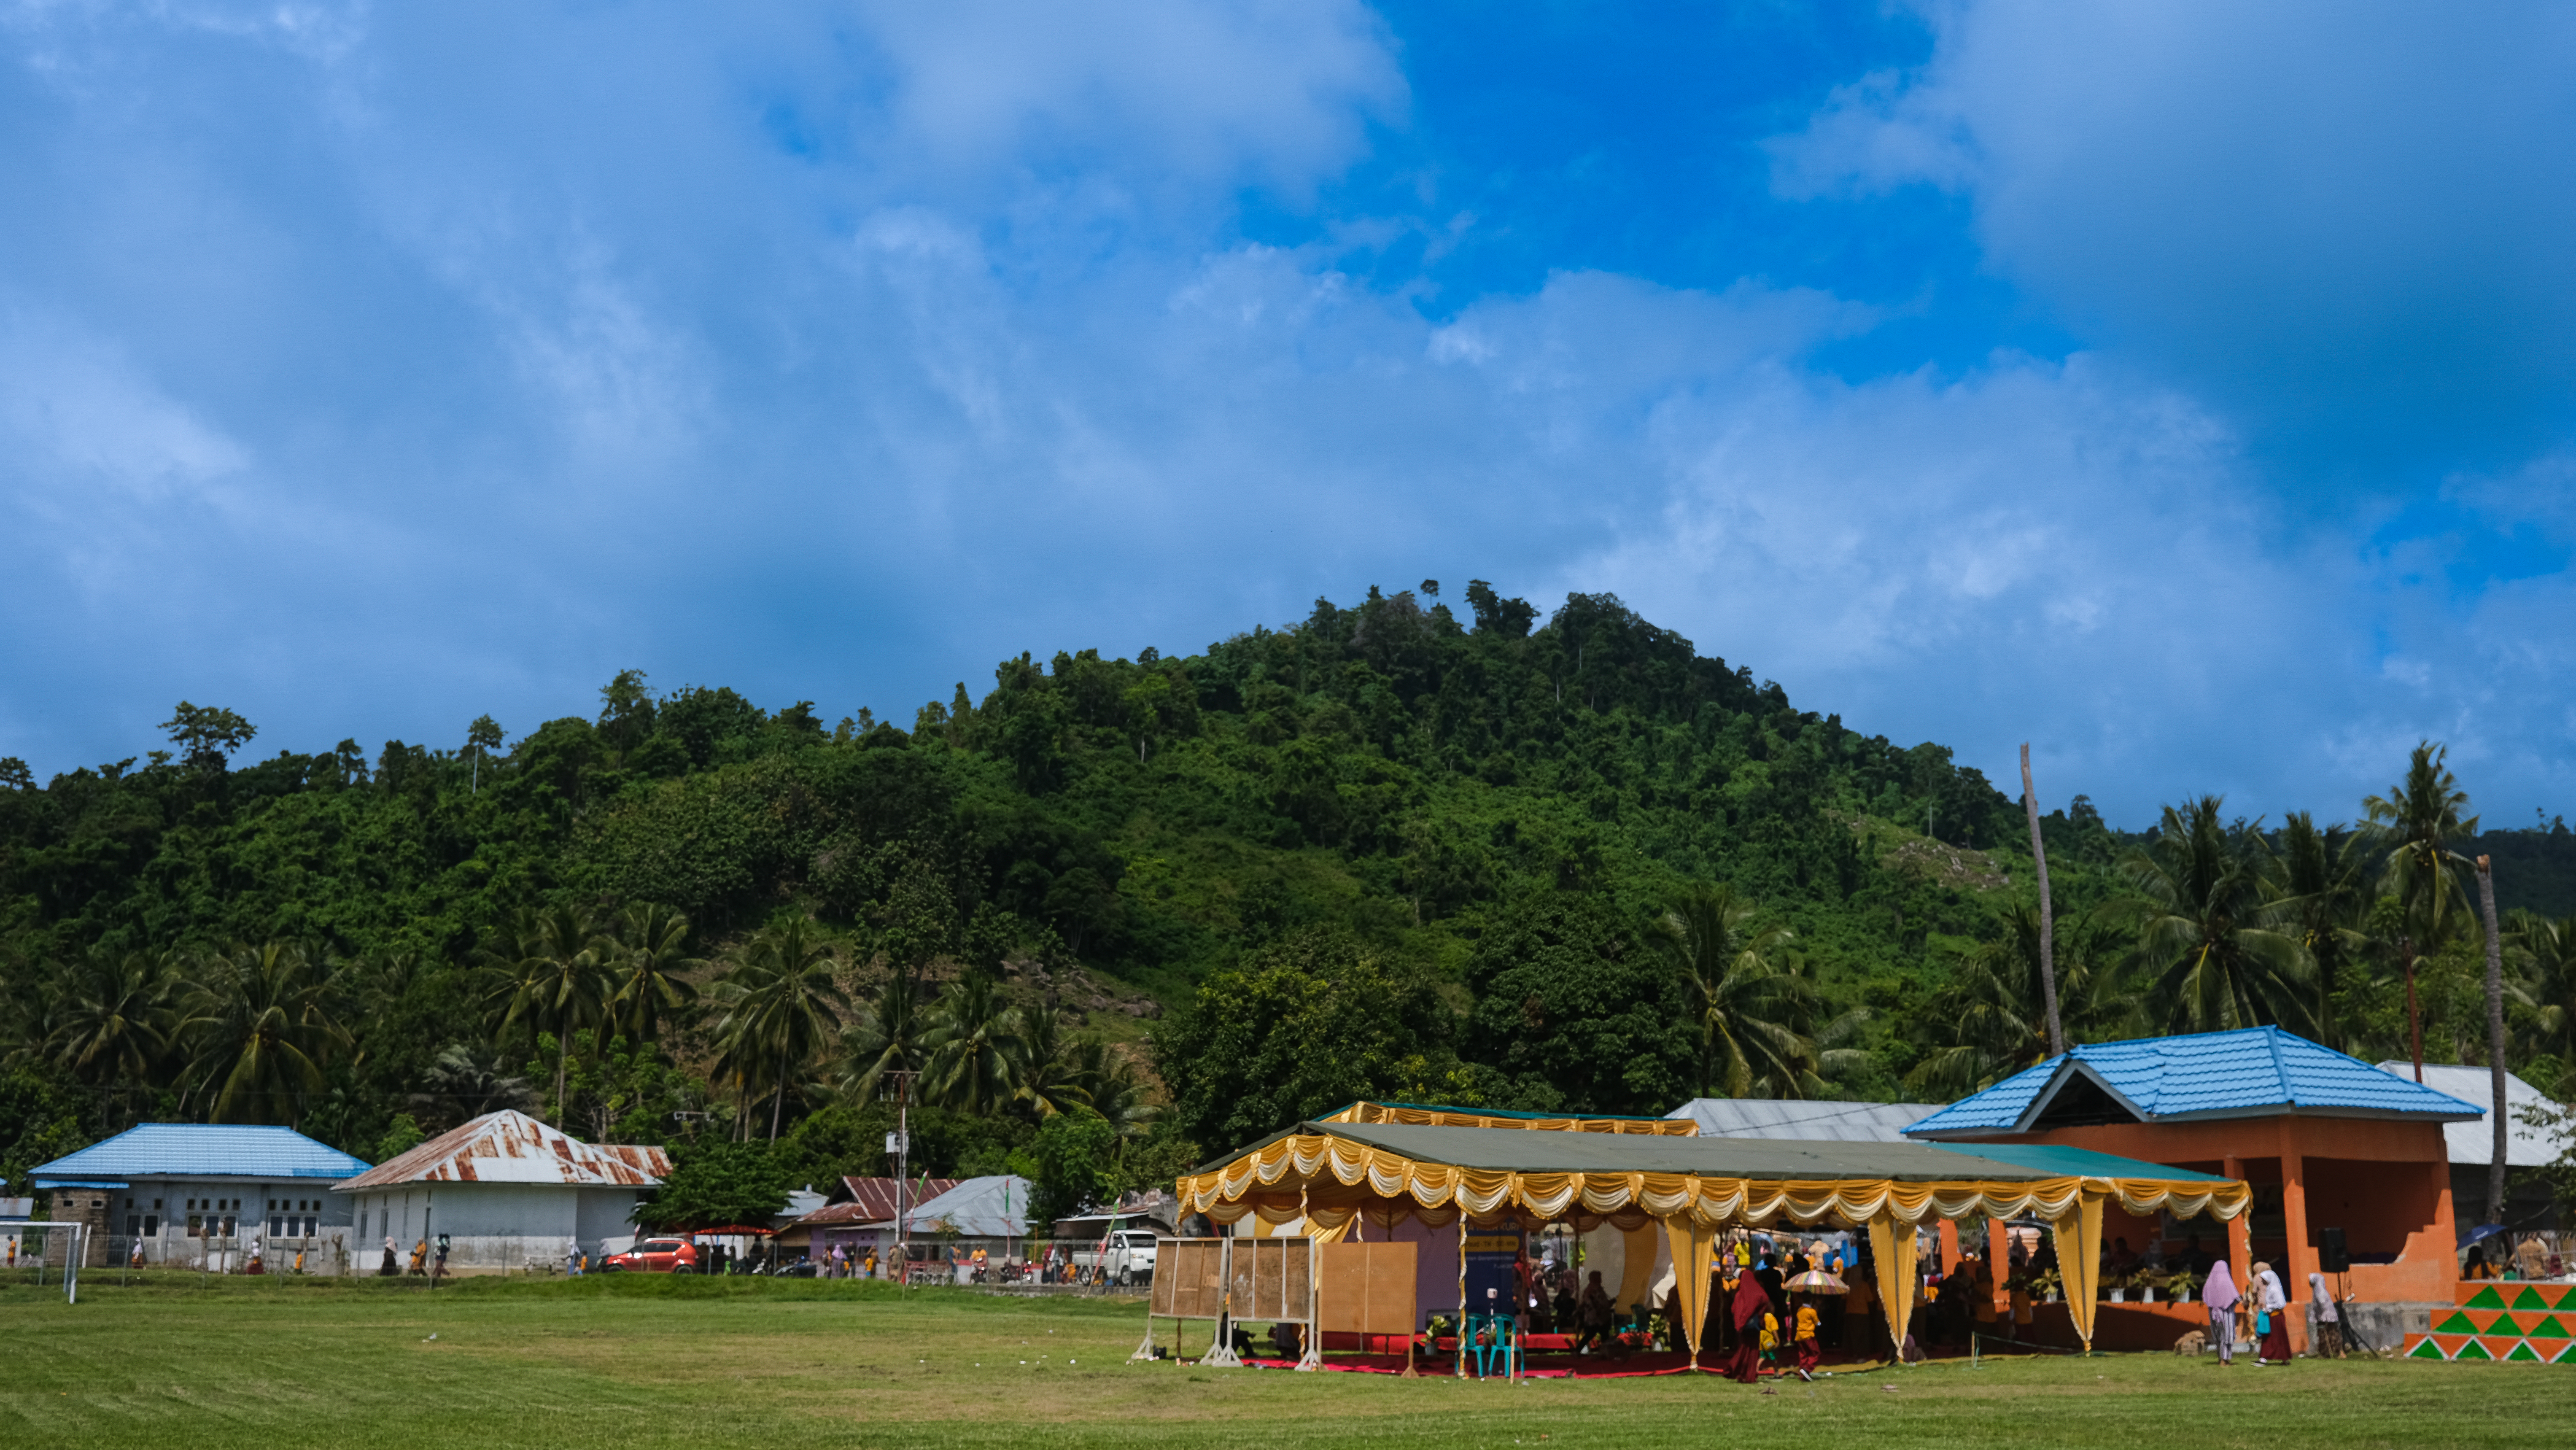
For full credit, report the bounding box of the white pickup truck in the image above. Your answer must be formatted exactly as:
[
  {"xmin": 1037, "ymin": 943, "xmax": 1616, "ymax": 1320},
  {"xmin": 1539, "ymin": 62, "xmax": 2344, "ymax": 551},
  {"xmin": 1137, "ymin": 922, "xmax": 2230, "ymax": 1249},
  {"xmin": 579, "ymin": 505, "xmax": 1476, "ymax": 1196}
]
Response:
[{"xmin": 1071, "ymin": 1229, "xmax": 1160, "ymax": 1285}]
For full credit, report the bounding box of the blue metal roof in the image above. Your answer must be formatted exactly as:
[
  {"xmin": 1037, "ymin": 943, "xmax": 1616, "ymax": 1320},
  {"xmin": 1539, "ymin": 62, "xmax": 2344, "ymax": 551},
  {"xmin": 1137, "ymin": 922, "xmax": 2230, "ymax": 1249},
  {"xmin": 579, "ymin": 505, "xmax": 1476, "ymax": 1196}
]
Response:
[
  {"xmin": 1902, "ymin": 1027, "xmax": 2483, "ymax": 1139},
  {"xmin": 28, "ymin": 1124, "xmax": 372, "ymax": 1183}
]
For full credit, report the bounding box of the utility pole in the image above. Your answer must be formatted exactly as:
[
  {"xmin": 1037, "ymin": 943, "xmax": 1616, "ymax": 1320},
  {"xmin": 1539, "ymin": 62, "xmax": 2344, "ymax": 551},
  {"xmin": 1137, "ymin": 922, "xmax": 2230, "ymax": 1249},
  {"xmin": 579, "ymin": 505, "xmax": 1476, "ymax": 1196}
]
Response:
[
  {"xmin": 2019, "ymin": 744, "xmax": 2064, "ymax": 1057},
  {"xmin": 887, "ymin": 1069, "xmax": 919, "ymax": 1291},
  {"xmin": 2476, "ymin": 856, "xmax": 2508, "ymax": 1225}
]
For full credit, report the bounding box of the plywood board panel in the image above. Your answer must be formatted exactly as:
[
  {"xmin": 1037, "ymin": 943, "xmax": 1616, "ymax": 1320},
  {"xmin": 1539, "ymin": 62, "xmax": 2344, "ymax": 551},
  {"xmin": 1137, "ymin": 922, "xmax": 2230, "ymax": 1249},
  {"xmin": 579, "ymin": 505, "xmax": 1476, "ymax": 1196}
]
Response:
[{"xmin": 1153, "ymin": 1239, "xmax": 1227, "ymax": 1319}]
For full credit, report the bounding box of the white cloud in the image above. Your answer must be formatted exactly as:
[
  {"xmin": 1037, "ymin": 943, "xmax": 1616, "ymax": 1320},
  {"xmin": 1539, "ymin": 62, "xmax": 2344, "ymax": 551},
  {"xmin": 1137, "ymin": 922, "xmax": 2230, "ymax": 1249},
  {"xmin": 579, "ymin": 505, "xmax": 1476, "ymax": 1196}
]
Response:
[
  {"xmin": 852, "ymin": 0, "xmax": 1404, "ymax": 188},
  {"xmin": 1768, "ymin": 0, "xmax": 2576, "ymax": 456}
]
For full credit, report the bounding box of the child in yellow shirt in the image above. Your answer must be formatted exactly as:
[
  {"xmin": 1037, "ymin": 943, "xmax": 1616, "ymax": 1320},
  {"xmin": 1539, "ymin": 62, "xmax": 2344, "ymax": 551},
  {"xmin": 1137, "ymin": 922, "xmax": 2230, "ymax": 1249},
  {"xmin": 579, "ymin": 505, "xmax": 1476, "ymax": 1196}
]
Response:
[{"xmin": 1792, "ymin": 1300, "xmax": 1822, "ymax": 1380}]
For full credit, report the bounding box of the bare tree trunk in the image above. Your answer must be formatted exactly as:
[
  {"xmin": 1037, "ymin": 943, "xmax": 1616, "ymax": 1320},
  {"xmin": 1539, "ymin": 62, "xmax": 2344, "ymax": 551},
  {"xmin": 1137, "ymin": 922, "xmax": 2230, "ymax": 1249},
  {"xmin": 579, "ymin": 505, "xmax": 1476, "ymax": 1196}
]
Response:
[
  {"xmin": 2019, "ymin": 744, "xmax": 2064, "ymax": 1057},
  {"xmin": 2477, "ymin": 855, "xmax": 2509, "ymax": 1226}
]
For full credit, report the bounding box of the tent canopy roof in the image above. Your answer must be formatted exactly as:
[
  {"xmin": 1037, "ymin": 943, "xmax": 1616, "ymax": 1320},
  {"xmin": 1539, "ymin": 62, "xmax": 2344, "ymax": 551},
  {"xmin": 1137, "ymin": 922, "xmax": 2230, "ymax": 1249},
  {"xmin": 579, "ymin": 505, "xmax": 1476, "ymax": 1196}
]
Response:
[{"xmin": 1205, "ymin": 1120, "xmax": 2230, "ymax": 1186}]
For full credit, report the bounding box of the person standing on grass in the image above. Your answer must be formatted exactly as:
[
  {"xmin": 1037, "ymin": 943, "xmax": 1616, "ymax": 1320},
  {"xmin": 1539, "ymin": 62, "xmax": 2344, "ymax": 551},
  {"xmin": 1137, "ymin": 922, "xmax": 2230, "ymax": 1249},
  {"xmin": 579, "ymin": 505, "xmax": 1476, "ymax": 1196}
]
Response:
[
  {"xmin": 1724, "ymin": 1264, "xmax": 1772, "ymax": 1383},
  {"xmin": 2203, "ymin": 1260, "xmax": 2240, "ymax": 1365},
  {"xmin": 2253, "ymin": 1262, "xmax": 2291, "ymax": 1364},
  {"xmin": 1792, "ymin": 1297, "xmax": 1822, "ymax": 1381},
  {"xmin": 2307, "ymin": 1272, "xmax": 2344, "ymax": 1358}
]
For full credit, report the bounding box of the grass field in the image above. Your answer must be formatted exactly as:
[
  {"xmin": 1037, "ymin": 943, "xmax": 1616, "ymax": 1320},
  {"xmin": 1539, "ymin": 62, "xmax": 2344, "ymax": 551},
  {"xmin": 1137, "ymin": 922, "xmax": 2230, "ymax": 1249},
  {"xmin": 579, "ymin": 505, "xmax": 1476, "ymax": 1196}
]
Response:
[{"xmin": 2, "ymin": 1273, "xmax": 2570, "ymax": 1450}]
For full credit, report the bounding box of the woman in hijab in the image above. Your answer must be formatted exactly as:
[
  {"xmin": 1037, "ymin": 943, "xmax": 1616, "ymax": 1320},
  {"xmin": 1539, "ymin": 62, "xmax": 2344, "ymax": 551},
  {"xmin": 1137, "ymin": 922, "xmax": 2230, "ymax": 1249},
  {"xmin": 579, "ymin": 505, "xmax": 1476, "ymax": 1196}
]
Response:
[
  {"xmin": 2307, "ymin": 1272, "xmax": 2343, "ymax": 1358},
  {"xmin": 2202, "ymin": 1259, "xmax": 2240, "ymax": 1366},
  {"xmin": 1725, "ymin": 1264, "xmax": 1773, "ymax": 1383},
  {"xmin": 2254, "ymin": 1262, "xmax": 2292, "ymax": 1364}
]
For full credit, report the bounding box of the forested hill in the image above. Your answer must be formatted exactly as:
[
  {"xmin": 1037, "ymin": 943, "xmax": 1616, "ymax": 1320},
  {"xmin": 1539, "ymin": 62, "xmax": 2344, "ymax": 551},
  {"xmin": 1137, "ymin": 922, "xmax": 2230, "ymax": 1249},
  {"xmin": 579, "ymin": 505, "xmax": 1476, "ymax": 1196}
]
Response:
[{"xmin": 3, "ymin": 583, "xmax": 2570, "ymax": 1186}]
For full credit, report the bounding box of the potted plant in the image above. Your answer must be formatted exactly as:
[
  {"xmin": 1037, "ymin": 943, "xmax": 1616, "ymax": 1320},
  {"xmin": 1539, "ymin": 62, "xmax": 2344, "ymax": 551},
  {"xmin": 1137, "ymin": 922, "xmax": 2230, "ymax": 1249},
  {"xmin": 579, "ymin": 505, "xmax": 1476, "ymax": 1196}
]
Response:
[
  {"xmin": 2033, "ymin": 1267, "xmax": 2062, "ymax": 1304},
  {"xmin": 2166, "ymin": 1267, "xmax": 2199, "ymax": 1304}
]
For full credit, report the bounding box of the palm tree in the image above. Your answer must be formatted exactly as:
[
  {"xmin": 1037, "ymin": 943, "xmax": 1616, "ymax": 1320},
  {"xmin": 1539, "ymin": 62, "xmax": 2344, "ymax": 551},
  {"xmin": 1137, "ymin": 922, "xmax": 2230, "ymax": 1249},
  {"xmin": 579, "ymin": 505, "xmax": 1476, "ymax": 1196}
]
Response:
[
  {"xmin": 175, "ymin": 942, "xmax": 350, "ymax": 1125},
  {"xmin": 604, "ymin": 902, "xmax": 702, "ymax": 1043},
  {"xmin": 2507, "ymin": 911, "xmax": 2576, "ymax": 1096},
  {"xmin": 708, "ymin": 919, "xmax": 847, "ymax": 1140},
  {"xmin": 1014, "ymin": 1008, "xmax": 1096, "ymax": 1119},
  {"xmin": 2268, "ymin": 812, "xmax": 2372, "ymax": 1051},
  {"xmin": 919, "ymin": 971, "xmax": 1024, "ymax": 1115},
  {"xmin": 43, "ymin": 949, "xmax": 178, "ymax": 1089},
  {"xmin": 1070, "ymin": 1037, "xmax": 1157, "ymax": 1140},
  {"xmin": 2115, "ymin": 797, "xmax": 2314, "ymax": 1036},
  {"xmin": 481, "ymin": 905, "xmax": 614, "ymax": 1124},
  {"xmin": 2363, "ymin": 743, "xmax": 2479, "ymax": 1077},
  {"xmin": 840, "ymin": 969, "xmax": 932, "ymax": 1105},
  {"xmin": 1650, "ymin": 883, "xmax": 1808, "ymax": 1099},
  {"xmin": 1908, "ymin": 908, "xmax": 2134, "ymax": 1099},
  {"xmin": 410, "ymin": 1042, "xmax": 538, "ymax": 1130}
]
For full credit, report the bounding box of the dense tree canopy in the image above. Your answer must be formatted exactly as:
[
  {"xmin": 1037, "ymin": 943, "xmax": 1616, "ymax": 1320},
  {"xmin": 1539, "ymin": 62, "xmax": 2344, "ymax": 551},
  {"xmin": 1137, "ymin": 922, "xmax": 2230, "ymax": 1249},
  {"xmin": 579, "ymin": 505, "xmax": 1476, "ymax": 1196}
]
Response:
[{"xmin": 2, "ymin": 585, "xmax": 2571, "ymax": 1221}]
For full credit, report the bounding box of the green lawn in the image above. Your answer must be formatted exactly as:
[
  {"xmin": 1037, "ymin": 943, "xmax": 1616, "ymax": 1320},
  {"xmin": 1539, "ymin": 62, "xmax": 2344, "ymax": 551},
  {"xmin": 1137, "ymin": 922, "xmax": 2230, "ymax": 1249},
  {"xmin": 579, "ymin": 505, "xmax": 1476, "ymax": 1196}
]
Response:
[{"xmin": 0, "ymin": 1273, "xmax": 2567, "ymax": 1450}]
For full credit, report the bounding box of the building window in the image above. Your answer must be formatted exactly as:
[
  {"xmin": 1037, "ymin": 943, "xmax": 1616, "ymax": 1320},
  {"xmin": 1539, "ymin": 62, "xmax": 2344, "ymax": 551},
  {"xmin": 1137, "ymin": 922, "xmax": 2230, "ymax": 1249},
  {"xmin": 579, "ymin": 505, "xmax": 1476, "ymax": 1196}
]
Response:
[{"xmin": 144, "ymin": 1216, "xmax": 158, "ymax": 1236}]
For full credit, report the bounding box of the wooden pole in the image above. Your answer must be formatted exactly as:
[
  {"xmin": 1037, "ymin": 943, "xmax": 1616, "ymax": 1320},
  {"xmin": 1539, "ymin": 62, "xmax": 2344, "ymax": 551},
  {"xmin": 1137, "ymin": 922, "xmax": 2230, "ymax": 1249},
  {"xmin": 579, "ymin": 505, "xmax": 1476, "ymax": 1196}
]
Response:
[{"xmin": 2019, "ymin": 744, "xmax": 2064, "ymax": 1057}]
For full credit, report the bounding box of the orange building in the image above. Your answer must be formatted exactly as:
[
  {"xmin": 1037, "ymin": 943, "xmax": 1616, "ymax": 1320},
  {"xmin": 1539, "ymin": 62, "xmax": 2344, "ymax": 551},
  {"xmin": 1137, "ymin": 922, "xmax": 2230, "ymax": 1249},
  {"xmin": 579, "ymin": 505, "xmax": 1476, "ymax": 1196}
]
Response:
[{"xmin": 1905, "ymin": 1027, "xmax": 2483, "ymax": 1350}]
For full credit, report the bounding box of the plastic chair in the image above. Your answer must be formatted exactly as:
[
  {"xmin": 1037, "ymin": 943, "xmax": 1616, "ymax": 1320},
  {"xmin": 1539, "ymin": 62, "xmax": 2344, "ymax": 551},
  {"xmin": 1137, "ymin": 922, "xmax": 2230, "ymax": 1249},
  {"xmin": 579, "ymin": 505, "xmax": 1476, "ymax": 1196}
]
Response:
[{"xmin": 1464, "ymin": 1312, "xmax": 1520, "ymax": 1378}]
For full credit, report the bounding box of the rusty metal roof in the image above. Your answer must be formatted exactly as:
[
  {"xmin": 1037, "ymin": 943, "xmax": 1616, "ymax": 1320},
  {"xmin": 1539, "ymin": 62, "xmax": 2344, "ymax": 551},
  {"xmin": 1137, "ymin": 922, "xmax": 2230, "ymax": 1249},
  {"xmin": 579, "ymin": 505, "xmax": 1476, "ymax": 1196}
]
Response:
[
  {"xmin": 333, "ymin": 1110, "xmax": 671, "ymax": 1191},
  {"xmin": 791, "ymin": 1177, "xmax": 959, "ymax": 1227}
]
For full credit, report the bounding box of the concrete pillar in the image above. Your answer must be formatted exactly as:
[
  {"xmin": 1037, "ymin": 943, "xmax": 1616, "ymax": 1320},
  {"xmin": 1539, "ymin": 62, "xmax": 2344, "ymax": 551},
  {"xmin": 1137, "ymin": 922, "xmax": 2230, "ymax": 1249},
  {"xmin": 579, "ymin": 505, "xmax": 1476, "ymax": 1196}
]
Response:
[
  {"xmin": 2223, "ymin": 1154, "xmax": 2252, "ymax": 1350},
  {"xmin": 1937, "ymin": 1218, "xmax": 1962, "ymax": 1275},
  {"xmin": 1988, "ymin": 1217, "xmax": 2014, "ymax": 1318},
  {"xmin": 2280, "ymin": 1124, "xmax": 2314, "ymax": 1357}
]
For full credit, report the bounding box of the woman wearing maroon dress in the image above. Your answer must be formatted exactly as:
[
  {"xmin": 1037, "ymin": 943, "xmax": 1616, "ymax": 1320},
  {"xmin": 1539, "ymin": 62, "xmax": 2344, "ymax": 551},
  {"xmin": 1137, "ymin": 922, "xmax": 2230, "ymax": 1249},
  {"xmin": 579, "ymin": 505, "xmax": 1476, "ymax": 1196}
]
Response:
[{"xmin": 1725, "ymin": 1265, "xmax": 1773, "ymax": 1383}]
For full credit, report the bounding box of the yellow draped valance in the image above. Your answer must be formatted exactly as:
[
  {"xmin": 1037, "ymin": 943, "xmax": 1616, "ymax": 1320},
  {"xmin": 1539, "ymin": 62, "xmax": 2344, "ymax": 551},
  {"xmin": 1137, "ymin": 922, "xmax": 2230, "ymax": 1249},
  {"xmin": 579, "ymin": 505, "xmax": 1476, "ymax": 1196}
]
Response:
[{"xmin": 1180, "ymin": 1132, "xmax": 2249, "ymax": 1229}]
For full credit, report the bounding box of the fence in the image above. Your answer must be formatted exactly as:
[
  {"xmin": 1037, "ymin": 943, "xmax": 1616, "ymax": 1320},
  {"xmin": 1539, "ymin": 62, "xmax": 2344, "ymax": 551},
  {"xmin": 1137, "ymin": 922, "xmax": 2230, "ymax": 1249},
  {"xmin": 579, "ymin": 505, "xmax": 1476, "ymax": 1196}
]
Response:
[{"xmin": 0, "ymin": 1225, "xmax": 85, "ymax": 1301}]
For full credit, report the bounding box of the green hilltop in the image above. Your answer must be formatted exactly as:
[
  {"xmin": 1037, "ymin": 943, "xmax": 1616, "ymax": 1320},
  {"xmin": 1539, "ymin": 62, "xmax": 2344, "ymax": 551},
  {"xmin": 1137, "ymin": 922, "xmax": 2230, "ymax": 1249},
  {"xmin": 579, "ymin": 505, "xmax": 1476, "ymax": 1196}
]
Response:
[{"xmin": 2, "ymin": 583, "xmax": 2570, "ymax": 1205}]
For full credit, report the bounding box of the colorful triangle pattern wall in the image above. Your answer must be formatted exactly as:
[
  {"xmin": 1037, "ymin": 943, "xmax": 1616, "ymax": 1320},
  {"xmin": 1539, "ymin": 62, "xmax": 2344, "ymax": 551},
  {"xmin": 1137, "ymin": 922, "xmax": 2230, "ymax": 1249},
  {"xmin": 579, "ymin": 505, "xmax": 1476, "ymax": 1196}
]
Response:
[{"xmin": 2401, "ymin": 1282, "xmax": 2576, "ymax": 1363}]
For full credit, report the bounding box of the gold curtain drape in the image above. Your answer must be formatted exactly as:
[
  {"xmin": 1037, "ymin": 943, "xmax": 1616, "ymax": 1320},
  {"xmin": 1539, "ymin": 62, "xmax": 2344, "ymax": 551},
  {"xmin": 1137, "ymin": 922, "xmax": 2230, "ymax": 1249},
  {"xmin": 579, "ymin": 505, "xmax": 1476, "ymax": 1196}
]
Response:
[
  {"xmin": 1868, "ymin": 1217, "xmax": 1921, "ymax": 1359},
  {"xmin": 2049, "ymin": 1193, "xmax": 2104, "ymax": 1350},
  {"xmin": 1661, "ymin": 1217, "xmax": 1718, "ymax": 1364},
  {"xmin": 1614, "ymin": 1223, "xmax": 1660, "ymax": 1324}
]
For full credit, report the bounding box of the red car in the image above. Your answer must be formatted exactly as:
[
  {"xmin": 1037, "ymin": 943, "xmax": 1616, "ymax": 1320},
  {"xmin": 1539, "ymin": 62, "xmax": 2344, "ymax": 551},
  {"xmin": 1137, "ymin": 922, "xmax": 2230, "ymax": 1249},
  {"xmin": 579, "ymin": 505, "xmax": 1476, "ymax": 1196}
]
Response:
[{"xmin": 603, "ymin": 1236, "xmax": 699, "ymax": 1273}]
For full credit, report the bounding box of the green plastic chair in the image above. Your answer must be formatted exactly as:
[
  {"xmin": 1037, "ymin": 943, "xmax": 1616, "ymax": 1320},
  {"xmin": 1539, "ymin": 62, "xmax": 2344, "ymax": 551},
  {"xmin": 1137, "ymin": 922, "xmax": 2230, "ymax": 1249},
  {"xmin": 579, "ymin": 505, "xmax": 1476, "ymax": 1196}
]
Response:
[{"xmin": 1464, "ymin": 1312, "xmax": 1520, "ymax": 1378}]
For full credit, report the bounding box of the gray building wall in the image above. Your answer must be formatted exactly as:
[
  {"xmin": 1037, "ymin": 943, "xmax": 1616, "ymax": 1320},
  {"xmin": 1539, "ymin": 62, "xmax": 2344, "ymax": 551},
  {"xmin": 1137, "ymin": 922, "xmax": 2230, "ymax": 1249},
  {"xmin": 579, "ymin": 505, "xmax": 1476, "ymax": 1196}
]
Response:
[
  {"xmin": 348, "ymin": 1183, "xmax": 651, "ymax": 1272},
  {"xmin": 96, "ymin": 1178, "xmax": 358, "ymax": 1270}
]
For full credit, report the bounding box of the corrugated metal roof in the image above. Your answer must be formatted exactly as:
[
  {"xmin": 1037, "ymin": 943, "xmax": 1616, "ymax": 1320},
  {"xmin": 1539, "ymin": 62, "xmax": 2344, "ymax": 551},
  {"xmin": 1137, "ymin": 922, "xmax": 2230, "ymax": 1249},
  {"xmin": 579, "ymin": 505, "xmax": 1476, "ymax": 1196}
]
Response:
[
  {"xmin": 333, "ymin": 1110, "xmax": 669, "ymax": 1191},
  {"xmin": 1903, "ymin": 1027, "xmax": 2483, "ymax": 1138},
  {"xmin": 794, "ymin": 1177, "xmax": 961, "ymax": 1227},
  {"xmin": 2374, "ymin": 1062, "xmax": 2571, "ymax": 1167},
  {"xmin": 29, "ymin": 1124, "xmax": 371, "ymax": 1183},
  {"xmin": 1666, "ymin": 1098, "xmax": 1945, "ymax": 1143},
  {"xmin": 854, "ymin": 1175, "xmax": 1033, "ymax": 1237}
]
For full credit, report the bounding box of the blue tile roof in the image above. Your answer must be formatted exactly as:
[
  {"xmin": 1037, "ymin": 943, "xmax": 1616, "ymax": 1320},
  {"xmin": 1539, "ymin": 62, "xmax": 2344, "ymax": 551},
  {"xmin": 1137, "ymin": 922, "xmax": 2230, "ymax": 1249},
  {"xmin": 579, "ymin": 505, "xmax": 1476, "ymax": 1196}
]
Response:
[
  {"xmin": 1902, "ymin": 1027, "xmax": 2483, "ymax": 1139},
  {"xmin": 28, "ymin": 1124, "xmax": 372, "ymax": 1183}
]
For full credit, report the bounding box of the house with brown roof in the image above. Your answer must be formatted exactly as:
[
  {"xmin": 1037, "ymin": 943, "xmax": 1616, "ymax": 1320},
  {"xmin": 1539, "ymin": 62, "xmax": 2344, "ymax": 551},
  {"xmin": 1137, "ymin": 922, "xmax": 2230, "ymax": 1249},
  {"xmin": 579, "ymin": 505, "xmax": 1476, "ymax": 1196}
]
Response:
[
  {"xmin": 334, "ymin": 1110, "xmax": 671, "ymax": 1273},
  {"xmin": 776, "ymin": 1175, "xmax": 958, "ymax": 1261}
]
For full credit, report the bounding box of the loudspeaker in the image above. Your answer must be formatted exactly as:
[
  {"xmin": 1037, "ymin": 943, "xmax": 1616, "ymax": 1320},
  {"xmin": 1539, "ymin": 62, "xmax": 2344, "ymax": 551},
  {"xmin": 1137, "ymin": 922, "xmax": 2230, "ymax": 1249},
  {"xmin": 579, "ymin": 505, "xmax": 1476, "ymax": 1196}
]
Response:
[{"xmin": 2317, "ymin": 1227, "xmax": 2350, "ymax": 1274}]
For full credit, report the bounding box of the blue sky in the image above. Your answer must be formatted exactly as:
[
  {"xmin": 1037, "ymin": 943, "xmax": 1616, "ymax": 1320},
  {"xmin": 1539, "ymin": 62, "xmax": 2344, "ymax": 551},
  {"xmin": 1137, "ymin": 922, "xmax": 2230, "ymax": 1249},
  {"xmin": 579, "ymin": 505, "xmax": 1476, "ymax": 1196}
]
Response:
[{"xmin": 4, "ymin": 0, "xmax": 2573, "ymax": 828}]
